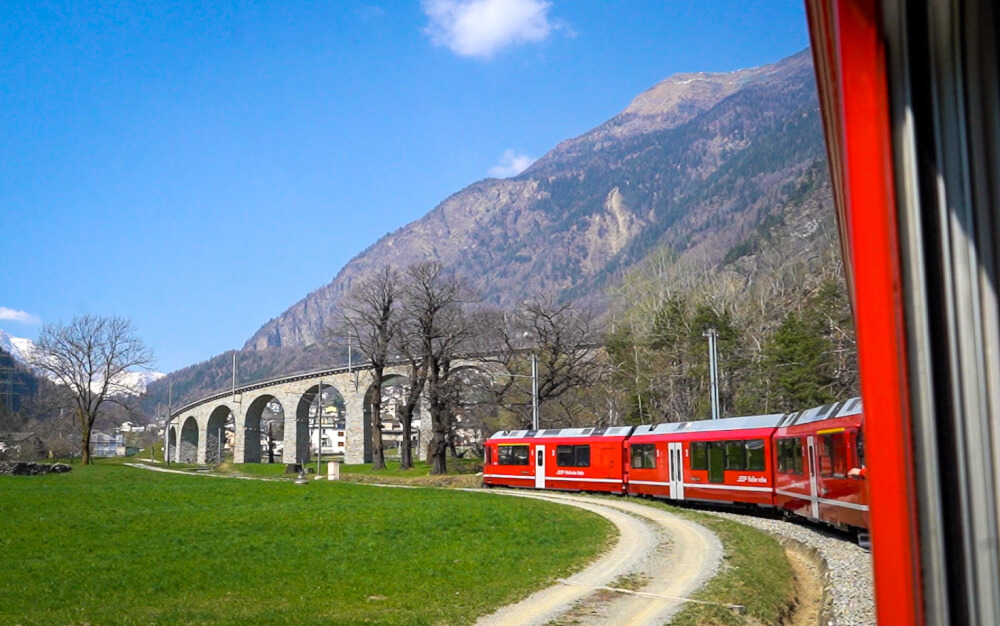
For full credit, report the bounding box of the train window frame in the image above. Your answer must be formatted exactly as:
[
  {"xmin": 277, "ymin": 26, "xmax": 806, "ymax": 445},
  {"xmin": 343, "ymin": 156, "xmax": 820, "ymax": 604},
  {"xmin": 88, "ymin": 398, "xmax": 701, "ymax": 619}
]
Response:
[
  {"xmin": 630, "ymin": 443, "xmax": 656, "ymax": 469},
  {"xmin": 556, "ymin": 444, "xmax": 591, "ymax": 468},
  {"xmin": 725, "ymin": 440, "xmax": 747, "ymax": 470},
  {"xmin": 498, "ymin": 444, "xmax": 530, "ymax": 466},
  {"xmin": 818, "ymin": 435, "xmax": 835, "ymax": 477},
  {"xmin": 745, "ymin": 439, "xmax": 766, "ymax": 471},
  {"xmin": 777, "ymin": 437, "xmax": 804, "ymax": 475},
  {"xmin": 690, "ymin": 441, "xmax": 708, "ymax": 470},
  {"xmin": 818, "ymin": 432, "xmax": 848, "ymax": 478}
]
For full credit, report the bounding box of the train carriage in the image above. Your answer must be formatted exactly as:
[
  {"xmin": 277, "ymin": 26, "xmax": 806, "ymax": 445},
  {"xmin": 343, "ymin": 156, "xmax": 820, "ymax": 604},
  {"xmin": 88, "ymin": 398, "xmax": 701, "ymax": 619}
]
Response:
[
  {"xmin": 772, "ymin": 398, "xmax": 868, "ymax": 531},
  {"xmin": 627, "ymin": 414, "xmax": 785, "ymax": 506},
  {"xmin": 483, "ymin": 426, "xmax": 633, "ymax": 493}
]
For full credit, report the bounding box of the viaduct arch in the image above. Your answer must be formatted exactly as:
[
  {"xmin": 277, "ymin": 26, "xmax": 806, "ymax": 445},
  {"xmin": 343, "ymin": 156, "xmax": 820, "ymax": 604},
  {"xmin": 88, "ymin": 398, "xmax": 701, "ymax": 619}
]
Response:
[{"xmin": 164, "ymin": 360, "xmax": 493, "ymax": 466}]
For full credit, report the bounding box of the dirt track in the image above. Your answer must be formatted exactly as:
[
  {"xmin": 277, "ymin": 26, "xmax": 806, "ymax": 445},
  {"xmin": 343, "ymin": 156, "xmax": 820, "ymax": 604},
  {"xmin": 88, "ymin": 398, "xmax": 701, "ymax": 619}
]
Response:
[{"xmin": 474, "ymin": 491, "xmax": 723, "ymax": 626}]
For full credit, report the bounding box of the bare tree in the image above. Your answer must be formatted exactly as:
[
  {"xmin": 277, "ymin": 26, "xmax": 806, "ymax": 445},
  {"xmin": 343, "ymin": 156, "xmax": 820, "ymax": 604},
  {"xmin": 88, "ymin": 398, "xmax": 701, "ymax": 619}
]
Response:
[
  {"xmin": 402, "ymin": 262, "xmax": 478, "ymax": 474},
  {"xmin": 479, "ymin": 298, "xmax": 608, "ymax": 429},
  {"xmin": 29, "ymin": 315, "xmax": 154, "ymax": 464},
  {"xmin": 390, "ymin": 320, "xmax": 427, "ymax": 470},
  {"xmin": 339, "ymin": 266, "xmax": 400, "ymax": 470}
]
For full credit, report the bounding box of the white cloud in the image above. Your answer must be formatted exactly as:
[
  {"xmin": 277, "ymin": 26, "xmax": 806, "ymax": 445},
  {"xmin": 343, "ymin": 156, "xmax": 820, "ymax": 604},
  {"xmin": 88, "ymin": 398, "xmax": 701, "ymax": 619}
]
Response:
[
  {"xmin": 0, "ymin": 307, "xmax": 40, "ymax": 325},
  {"xmin": 488, "ymin": 149, "xmax": 535, "ymax": 178},
  {"xmin": 423, "ymin": 0, "xmax": 554, "ymax": 59}
]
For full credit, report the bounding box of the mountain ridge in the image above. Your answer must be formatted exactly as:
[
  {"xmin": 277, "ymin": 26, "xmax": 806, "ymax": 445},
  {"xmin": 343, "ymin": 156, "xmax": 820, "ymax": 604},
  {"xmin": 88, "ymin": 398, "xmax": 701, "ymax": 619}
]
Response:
[{"xmin": 244, "ymin": 48, "xmax": 822, "ymax": 352}]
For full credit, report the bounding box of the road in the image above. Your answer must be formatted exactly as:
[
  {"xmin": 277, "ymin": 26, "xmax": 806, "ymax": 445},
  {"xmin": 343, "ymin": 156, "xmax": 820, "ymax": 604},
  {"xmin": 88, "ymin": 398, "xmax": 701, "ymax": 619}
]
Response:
[{"xmin": 474, "ymin": 491, "xmax": 724, "ymax": 626}]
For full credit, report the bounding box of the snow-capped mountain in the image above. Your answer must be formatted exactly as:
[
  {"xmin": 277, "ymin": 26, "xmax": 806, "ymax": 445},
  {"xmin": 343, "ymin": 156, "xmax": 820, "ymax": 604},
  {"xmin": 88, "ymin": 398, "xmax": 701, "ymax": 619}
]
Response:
[
  {"xmin": 0, "ymin": 329, "xmax": 165, "ymax": 395},
  {"xmin": 0, "ymin": 329, "xmax": 38, "ymax": 363}
]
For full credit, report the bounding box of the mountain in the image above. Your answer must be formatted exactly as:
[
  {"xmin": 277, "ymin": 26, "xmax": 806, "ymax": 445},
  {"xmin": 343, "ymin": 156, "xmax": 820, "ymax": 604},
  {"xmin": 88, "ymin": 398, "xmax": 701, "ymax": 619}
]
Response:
[
  {"xmin": 0, "ymin": 329, "xmax": 37, "ymax": 364},
  {"xmin": 0, "ymin": 329, "xmax": 165, "ymax": 396},
  {"xmin": 244, "ymin": 49, "xmax": 826, "ymax": 352},
  {"xmin": 147, "ymin": 48, "xmax": 836, "ymax": 411}
]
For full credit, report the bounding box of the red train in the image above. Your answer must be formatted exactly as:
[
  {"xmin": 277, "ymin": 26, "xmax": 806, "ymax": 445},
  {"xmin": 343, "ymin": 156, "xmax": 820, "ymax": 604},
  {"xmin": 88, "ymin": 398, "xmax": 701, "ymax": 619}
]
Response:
[{"xmin": 483, "ymin": 397, "xmax": 869, "ymax": 535}]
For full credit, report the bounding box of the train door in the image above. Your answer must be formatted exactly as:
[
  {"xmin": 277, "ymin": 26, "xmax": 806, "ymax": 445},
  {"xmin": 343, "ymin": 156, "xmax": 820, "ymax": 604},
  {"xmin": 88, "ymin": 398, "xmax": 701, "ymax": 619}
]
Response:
[
  {"xmin": 535, "ymin": 444, "xmax": 546, "ymax": 489},
  {"xmin": 708, "ymin": 441, "xmax": 725, "ymax": 483},
  {"xmin": 668, "ymin": 442, "xmax": 684, "ymax": 499},
  {"xmin": 806, "ymin": 436, "xmax": 819, "ymax": 518}
]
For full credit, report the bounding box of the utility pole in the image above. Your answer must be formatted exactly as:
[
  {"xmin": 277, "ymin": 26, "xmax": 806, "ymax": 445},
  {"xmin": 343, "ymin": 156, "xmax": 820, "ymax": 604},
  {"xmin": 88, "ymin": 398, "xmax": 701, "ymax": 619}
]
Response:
[
  {"xmin": 531, "ymin": 353, "xmax": 539, "ymax": 431},
  {"xmin": 703, "ymin": 328, "xmax": 721, "ymax": 420}
]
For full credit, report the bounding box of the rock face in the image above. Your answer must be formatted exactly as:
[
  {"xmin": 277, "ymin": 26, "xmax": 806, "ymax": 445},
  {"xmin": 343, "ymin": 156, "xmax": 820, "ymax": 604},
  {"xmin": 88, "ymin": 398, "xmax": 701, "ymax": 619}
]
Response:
[{"xmin": 244, "ymin": 49, "xmax": 825, "ymax": 353}]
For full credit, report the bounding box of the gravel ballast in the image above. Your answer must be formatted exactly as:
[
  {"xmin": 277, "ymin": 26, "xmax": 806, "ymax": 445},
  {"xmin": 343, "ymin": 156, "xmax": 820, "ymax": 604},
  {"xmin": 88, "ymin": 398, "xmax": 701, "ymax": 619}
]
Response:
[{"xmin": 709, "ymin": 510, "xmax": 875, "ymax": 625}]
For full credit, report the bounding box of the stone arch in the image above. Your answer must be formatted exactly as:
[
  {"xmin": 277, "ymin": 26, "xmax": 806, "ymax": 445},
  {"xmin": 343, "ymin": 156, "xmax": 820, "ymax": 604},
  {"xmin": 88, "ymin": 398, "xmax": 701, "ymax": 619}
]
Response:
[
  {"xmin": 180, "ymin": 416, "xmax": 199, "ymax": 463},
  {"xmin": 244, "ymin": 395, "xmax": 284, "ymax": 464},
  {"xmin": 167, "ymin": 425, "xmax": 177, "ymax": 462},
  {"xmin": 445, "ymin": 365, "xmax": 495, "ymax": 454},
  {"xmin": 361, "ymin": 373, "xmax": 413, "ymax": 463},
  {"xmin": 206, "ymin": 405, "xmax": 234, "ymax": 465},
  {"xmin": 376, "ymin": 373, "xmax": 420, "ymax": 455},
  {"xmin": 296, "ymin": 383, "xmax": 346, "ymax": 459}
]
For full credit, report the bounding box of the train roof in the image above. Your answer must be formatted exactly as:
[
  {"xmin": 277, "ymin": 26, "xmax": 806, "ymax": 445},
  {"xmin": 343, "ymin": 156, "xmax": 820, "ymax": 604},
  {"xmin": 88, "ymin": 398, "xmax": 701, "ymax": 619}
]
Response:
[
  {"xmin": 487, "ymin": 426, "xmax": 635, "ymax": 440},
  {"xmin": 632, "ymin": 413, "xmax": 787, "ymax": 436},
  {"xmin": 780, "ymin": 397, "xmax": 863, "ymax": 427}
]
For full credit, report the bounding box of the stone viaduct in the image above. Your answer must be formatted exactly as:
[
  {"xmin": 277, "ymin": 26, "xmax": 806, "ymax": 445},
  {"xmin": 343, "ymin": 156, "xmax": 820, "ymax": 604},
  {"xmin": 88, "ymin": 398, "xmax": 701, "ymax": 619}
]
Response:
[{"xmin": 164, "ymin": 359, "xmax": 490, "ymax": 466}]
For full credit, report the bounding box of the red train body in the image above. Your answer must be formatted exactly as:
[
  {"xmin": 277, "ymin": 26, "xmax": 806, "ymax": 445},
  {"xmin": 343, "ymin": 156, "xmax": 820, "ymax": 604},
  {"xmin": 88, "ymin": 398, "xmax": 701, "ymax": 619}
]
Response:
[
  {"xmin": 482, "ymin": 426, "xmax": 632, "ymax": 493},
  {"xmin": 483, "ymin": 398, "xmax": 870, "ymax": 533}
]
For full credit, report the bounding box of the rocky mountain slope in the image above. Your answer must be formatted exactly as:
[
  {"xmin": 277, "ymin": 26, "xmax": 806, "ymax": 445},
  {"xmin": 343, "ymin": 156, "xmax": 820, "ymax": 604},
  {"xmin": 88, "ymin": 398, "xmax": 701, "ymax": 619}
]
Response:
[
  {"xmin": 245, "ymin": 49, "xmax": 826, "ymax": 352},
  {"xmin": 145, "ymin": 48, "xmax": 836, "ymax": 410}
]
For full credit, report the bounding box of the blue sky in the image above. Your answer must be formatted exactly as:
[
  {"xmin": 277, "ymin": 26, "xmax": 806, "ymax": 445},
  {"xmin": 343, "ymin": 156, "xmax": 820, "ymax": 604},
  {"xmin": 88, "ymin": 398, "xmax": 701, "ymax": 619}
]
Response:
[{"xmin": 0, "ymin": 0, "xmax": 810, "ymax": 374}]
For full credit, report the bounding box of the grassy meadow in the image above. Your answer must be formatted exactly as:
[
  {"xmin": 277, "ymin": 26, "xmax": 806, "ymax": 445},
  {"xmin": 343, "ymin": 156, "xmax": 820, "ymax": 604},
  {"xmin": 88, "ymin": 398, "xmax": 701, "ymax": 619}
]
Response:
[{"xmin": 0, "ymin": 463, "xmax": 612, "ymax": 625}]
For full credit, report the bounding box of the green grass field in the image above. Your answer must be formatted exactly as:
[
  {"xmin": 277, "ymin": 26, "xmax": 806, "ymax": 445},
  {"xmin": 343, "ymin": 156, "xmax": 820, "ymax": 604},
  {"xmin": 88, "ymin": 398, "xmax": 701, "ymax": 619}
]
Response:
[{"xmin": 0, "ymin": 464, "xmax": 612, "ymax": 625}]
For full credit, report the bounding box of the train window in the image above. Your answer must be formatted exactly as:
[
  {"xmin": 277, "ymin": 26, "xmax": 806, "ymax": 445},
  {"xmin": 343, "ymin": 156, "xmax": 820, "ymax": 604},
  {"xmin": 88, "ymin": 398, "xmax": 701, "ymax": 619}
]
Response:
[
  {"xmin": 498, "ymin": 444, "xmax": 530, "ymax": 466},
  {"xmin": 777, "ymin": 438, "xmax": 804, "ymax": 475},
  {"xmin": 818, "ymin": 433, "xmax": 848, "ymax": 477},
  {"xmin": 485, "ymin": 447, "xmax": 492, "ymax": 465},
  {"xmin": 725, "ymin": 440, "xmax": 746, "ymax": 470},
  {"xmin": 745, "ymin": 439, "xmax": 765, "ymax": 471},
  {"xmin": 630, "ymin": 443, "xmax": 656, "ymax": 469},
  {"xmin": 856, "ymin": 430, "xmax": 865, "ymax": 468},
  {"xmin": 818, "ymin": 435, "xmax": 834, "ymax": 476},
  {"xmin": 556, "ymin": 445, "xmax": 591, "ymax": 467},
  {"xmin": 690, "ymin": 441, "xmax": 708, "ymax": 470}
]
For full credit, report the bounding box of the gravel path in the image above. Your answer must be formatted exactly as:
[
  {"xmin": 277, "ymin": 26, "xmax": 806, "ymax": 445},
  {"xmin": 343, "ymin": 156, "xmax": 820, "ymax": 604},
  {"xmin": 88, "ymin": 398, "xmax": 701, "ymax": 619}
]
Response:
[
  {"xmin": 475, "ymin": 492, "xmax": 723, "ymax": 626},
  {"xmin": 708, "ymin": 510, "xmax": 875, "ymax": 625}
]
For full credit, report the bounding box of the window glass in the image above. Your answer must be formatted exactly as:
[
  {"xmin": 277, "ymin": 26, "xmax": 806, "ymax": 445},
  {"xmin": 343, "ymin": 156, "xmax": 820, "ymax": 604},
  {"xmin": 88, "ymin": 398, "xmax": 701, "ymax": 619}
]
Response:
[
  {"xmin": 498, "ymin": 444, "xmax": 530, "ymax": 466},
  {"xmin": 690, "ymin": 441, "xmax": 707, "ymax": 470},
  {"xmin": 557, "ymin": 445, "xmax": 574, "ymax": 467},
  {"xmin": 631, "ymin": 443, "xmax": 656, "ymax": 469},
  {"xmin": 832, "ymin": 434, "xmax": 847, "ymax": 477},
  {"xmin": 485, "ymin": 446, "xmax": 492, "ymax": 465},
  {"xmin": 856, "ymin": 430, "xmax": 865, "ymax": 467},
  {"xmin": 556, "ymin": 444, "xmax": 591, "ymax": 467},
  {"xmin": 777, "ymin": 438, "xmax": 803, "ymax": 475},
  {"xmin": 818, "ymin": 435, "xmax": 835, "ymax": 477},
  {"xmin": 746, "ymin": 439, "xmax": 765, "ymax": 471},
  {"xmin": 725, "ymin": 440, "xmax": 746, "ymax": 470}
]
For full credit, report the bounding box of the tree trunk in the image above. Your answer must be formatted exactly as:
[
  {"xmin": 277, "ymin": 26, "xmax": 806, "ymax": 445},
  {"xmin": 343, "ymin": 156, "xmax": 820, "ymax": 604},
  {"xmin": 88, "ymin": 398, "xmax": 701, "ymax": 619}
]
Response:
[
  {"xmin": 80, "ymin": 409, "xmax": 93, "ymax": 465},
  {"xmin": 267, "ymin": 422, "xmax": 275, "ymax": 463},
  {"xmin": 370, "ymin": 366, "xmax": 386, "ymax": 470},
  {"xmin": 400, "ymin": 417, "xmax": 413, "ymax": 470},
  {"xmin": 428, "ymin": 397, "xmax": 450, "ymax": 474}
]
